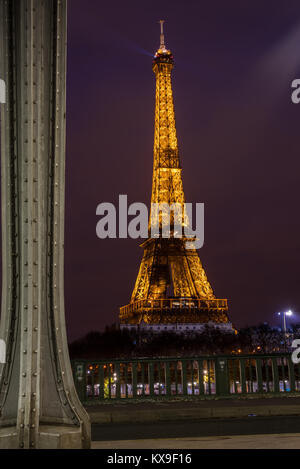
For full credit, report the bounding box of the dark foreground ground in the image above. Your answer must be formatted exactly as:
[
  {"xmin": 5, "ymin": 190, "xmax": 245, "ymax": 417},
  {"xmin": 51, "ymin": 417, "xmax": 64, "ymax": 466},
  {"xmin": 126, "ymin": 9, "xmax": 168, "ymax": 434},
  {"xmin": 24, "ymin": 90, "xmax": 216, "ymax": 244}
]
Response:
[
  {"xmin": 86, "ymin": 396, "xmax": 300, "ymax": 444},
  {"xmin": 92, "ymin": 415, "xmax": 300, "ymax": 441}
]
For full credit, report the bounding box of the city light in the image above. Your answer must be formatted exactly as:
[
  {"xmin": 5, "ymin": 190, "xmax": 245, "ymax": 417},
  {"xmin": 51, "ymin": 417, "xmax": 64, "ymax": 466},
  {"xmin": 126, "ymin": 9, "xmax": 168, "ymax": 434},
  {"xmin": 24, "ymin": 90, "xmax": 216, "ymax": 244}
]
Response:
[
  {"xmin": 278, "ymin": 310, "xmax": 293, "ymax": 317},
  {"xmin": 277, "ymin": 310, "xmax": 293, "ymax": 336}
]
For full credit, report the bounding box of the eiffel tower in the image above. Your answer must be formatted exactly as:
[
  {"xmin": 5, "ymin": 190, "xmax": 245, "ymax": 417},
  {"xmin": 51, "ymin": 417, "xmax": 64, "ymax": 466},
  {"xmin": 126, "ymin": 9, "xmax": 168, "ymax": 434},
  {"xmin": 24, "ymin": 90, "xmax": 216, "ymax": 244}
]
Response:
[{"xmin": 120, "ymin": 22, "xmax": 231, "ymax": 333}]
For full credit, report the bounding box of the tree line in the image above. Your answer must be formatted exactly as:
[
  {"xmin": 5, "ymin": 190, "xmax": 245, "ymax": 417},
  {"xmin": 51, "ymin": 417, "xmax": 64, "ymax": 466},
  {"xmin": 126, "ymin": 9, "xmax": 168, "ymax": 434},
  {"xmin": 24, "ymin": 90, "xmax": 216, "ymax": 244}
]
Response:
[{"xmin": 69, "ymin": 322, "xmax": 300, "ymax": 360}]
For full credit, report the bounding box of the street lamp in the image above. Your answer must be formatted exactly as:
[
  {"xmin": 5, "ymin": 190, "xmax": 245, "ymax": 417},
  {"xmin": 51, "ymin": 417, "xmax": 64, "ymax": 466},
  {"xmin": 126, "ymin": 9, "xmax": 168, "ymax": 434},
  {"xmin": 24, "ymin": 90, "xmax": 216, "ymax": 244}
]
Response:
[{"xmin": 278, "ymin": 310, "xmax": 293, "ymax": 335}]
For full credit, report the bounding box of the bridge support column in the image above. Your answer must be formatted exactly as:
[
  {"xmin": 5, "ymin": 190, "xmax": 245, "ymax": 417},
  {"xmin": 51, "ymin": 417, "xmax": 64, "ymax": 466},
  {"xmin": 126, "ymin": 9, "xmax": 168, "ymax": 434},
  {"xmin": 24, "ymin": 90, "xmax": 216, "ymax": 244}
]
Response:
[{"xmin": 0, "ymin": 0, "xmax": 91, "ymax": 449}]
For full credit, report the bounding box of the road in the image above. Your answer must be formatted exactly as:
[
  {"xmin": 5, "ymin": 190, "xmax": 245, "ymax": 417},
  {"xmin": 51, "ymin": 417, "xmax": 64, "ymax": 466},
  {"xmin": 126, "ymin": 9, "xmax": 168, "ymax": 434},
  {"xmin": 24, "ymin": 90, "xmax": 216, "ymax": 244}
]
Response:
[
  {"xmin": 92, "ymin": 415, "xmax": 300, "ymax": 442},
  {"xmin": 91, "ymin": 433, "xmax": 300, "ymax": 449}
]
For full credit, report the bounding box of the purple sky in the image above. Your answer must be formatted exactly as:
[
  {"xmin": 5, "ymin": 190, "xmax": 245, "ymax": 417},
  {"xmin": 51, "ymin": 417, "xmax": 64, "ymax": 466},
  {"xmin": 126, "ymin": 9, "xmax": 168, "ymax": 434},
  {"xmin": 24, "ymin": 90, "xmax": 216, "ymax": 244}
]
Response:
[{"xmin": 63, "ymin": 0, "xmax": 300, "ymax": 340}]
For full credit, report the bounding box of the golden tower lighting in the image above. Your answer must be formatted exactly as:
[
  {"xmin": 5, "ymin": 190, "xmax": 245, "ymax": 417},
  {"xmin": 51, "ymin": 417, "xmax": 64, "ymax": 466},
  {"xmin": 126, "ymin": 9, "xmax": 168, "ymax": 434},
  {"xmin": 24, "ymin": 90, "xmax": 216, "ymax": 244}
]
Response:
[{"xmin": 120, "ymin": 22, "xmax": 231, "ymax": 332}]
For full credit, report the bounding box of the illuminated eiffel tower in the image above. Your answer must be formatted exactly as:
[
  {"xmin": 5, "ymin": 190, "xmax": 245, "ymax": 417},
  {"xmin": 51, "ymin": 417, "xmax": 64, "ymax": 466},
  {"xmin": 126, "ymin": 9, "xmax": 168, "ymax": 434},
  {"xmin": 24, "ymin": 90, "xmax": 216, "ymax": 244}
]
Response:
[{"xmin": 120, "ymin": 22, "xmax": 231, "ymax": 333}]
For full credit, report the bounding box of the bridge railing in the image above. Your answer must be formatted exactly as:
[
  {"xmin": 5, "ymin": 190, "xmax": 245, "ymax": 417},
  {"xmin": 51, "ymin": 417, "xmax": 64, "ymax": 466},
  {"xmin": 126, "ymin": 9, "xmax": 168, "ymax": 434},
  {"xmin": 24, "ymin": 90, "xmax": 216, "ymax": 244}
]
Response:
[{"xmin": 72, "ymin": 354, "xmax": 300, "ymax": 403}]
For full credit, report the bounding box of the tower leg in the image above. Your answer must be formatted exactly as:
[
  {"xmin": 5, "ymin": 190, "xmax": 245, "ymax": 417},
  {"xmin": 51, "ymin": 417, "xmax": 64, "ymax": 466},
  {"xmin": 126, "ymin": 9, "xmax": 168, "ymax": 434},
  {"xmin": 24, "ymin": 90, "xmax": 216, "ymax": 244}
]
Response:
[{"xmin": 0, "ymin": 0, "xmax": 91, "ymax": 449}]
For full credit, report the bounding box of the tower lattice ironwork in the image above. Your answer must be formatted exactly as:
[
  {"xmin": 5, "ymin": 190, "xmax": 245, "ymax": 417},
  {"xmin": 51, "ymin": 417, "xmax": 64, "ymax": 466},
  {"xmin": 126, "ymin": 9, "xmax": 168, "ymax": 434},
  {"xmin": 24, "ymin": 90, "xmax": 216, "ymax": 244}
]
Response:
[{"xmin": 120, "ymin": 22, "xmax": 230, "ymax": 327}]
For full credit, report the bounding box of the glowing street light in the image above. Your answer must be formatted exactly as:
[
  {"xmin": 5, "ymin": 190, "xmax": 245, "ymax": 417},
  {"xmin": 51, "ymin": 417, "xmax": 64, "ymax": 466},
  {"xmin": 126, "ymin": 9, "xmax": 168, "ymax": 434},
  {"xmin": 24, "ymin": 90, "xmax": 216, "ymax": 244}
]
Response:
[{"xmin": 278, "ymin": 310, "xmax": 293, "ymax": 335}]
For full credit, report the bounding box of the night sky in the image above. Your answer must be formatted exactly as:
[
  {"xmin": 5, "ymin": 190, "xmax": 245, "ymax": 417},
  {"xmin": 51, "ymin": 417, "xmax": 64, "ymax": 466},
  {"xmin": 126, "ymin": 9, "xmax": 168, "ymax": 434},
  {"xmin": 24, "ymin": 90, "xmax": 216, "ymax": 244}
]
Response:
[{"xmin": 63, "ymin": 0, "xmax": 300, "ymax": 340}]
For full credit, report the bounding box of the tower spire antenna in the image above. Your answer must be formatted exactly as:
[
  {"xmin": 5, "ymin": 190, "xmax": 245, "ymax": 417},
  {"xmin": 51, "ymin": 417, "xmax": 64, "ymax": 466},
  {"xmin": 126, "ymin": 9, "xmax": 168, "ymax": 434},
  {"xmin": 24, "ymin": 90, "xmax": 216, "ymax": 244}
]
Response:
[{"xmin": 159, "ymin": 19, "xmax": 166, "ymax": 50}]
